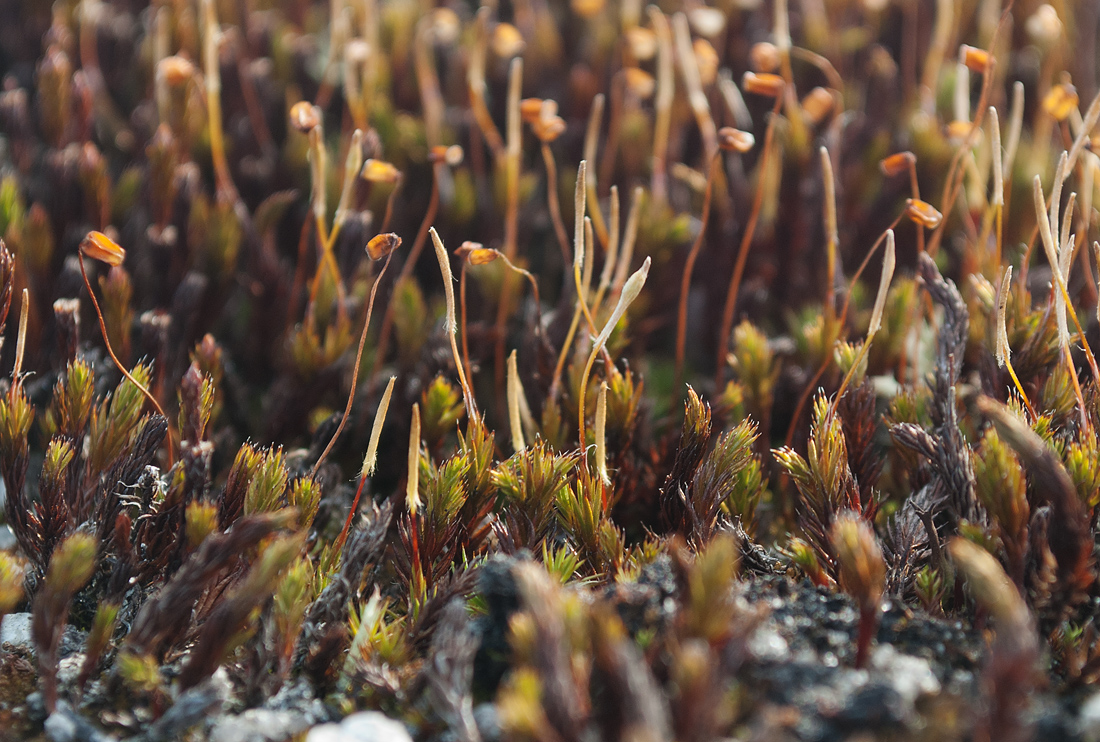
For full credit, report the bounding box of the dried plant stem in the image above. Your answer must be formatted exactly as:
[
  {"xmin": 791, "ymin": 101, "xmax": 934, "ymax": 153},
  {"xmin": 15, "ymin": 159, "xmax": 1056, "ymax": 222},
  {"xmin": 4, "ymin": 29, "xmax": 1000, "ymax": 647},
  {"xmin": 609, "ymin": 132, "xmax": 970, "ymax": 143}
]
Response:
[
  {"xmin": 591, "ymin": 186, "xmax": 620, "ymax": 317},
  {"xmin": 926, "ymin": 8, "xmax": 1008, "ymax": 257},
  {"xmin": 373, "ymin": 163, "xmax": 442, "ymax": 375},
  {"xmin": 1035, "ymin": 178, "xmax": 1100, "ymax": 385},
  {"xmin": 820, "ymin": 147, "xmax": 838, "ymax": 333},
  {"xmin": 583, "ymin": 94, "xmax": 608, "ymax": 246},
  {"xmin": 336, "ymin": 375, "xmax": 396, "ymax": 550},
  {"xmin": 507, "ymin": 350, "xmax": 525, "ymax": 454},
  {"xmin": 200, "ymin": 0, "xmax": 240, "ymax": 206},
  {"xmin": 675, "ymin": 155, "xmax": 719, "ymax": 393},
  {"xmin": 541, "ymin": 143, "xmax": 572, "ymax": 264},
  {"xmin": 379, "ymin": 175, "xmax": 404, "ymax": 233},
  {"xmin": 1005, "ymin": 360, "xmax": 1036, "ymax": 419},
  {"xmin": 784, "ymin": 213, "xmax": 904, "ymax": 448},
  {"xmin": 468, "ymin": 8, "xmax": 505, "ymax": 159},
  {"xmin": 311, "ymin": 249, "xmax": 396, "ymax": 478},
  {"xmin": 460, "ymin": 262, "xmax": 474, "ymax": 395},
  {"xmin": 431, "ymin": 228, "xmax": 478, "ymax": 422},
  {"xmin": 10, "ymin": 289, "xmax": 27, "ymax": 397},
  {"xmin": 493, "ymin": 58, "xmax": 524, "ymax": 407},
  {"xmin": 790, "ymin": 47, "xmax": 844, "ymax": 91},
  {"xmin": 79, "ymin": 255, "xmax": 165, "ymax": 419},
  {"xmin": 831, "ymin": 231, "xmax": 895, "ymax": 420},
  {"xmin": 715, "ymin": 95, "xmax": 783, "ymax": 390},
  {"xmin": 649, "ymin": 8, "xmax": 674, "ymax": 203},
  {"xmin": 578, "ymin": 258, "xmax": 650, "ymax": 450}
]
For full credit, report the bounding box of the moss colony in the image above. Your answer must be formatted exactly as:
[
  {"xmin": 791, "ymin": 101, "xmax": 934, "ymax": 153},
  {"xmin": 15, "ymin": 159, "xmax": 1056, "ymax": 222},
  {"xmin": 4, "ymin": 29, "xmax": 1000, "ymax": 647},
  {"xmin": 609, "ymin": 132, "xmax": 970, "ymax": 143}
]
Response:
[{"xmin": 1, "ymin": 0, "xmax": 1100, "ymax": 739}]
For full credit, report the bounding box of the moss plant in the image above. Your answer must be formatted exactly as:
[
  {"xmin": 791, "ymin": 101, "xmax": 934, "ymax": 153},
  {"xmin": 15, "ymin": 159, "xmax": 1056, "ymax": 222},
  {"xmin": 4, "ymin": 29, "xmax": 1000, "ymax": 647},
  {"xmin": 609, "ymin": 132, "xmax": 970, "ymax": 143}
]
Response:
[{"xmin": 2, "ymin": 1, "xmax": 1100, "ymax": 739}]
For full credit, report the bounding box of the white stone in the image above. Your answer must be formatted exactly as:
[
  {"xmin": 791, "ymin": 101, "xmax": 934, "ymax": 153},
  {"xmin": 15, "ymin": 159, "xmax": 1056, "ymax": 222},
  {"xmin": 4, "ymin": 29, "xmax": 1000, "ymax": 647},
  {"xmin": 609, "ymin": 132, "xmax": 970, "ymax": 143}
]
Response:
[
  {"xmin": 1079, "ymin": 692, "xmax": 1100, "ymax": 742},
  {"xmin": 747, "ymin": 626, "xmax": 789, "ymax": 662},
  {"xmin": 209, "ymin": 709, "xmax": 311, "ymax": 742},
  {"xmin": 305, "ymin": 712, "xmax": 412, "ymax": 742},
  {"xmin": 1, "ymin": 612, "xmax": 32, "ymax": 649},
  {"xmin": 870, "ymin": 644, "xmax": 940, "ymax": 705}
]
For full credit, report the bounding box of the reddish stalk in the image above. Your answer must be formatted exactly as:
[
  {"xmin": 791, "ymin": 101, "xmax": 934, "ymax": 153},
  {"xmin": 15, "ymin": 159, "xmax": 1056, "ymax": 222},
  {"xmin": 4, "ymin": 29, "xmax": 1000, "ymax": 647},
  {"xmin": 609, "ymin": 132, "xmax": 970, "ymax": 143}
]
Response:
[
  {"xmin": 311, "ymin": 248, "xmax": 396, "ymax": 478},
  {"xmin": 925, "ymin": 7, "xmax": 1010, "ymax": 257},
  {"xmin": 372, "ymin": 163, "xmax": 442, "ymax": 375},
  {"xmin": 542, "ymin": 143, "xmax": 573, "ymax": 264},
  {"xmin": 714, "ymin": 95, "xmax": 783, "ymax": 390},
  {"xmin": 79, "ymin": 255, "xmax": 165, "ymax": 419},
  {"xmin": 675, "ymin": 155, "xmax": 719, "ymax": 393},
  {"xmin": 783, "ymin": 214, "xmax": 904, "ymax": 449},
  {"xmin": 459, "ymin": 261, "xmax": 474, "ymax": 395}
]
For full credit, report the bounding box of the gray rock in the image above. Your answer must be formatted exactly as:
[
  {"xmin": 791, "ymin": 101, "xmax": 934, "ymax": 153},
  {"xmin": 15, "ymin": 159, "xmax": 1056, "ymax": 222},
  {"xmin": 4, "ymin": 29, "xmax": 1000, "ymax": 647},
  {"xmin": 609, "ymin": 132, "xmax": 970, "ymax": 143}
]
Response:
[
  {"xmin": 44, "ymin": 701, "xmax": 116, "ymax": 742},
  {"xmin": 747, "ymin": 625, "xmax": 790, "ymax": 662},
  {"xmin": 1, "ymin": 611, "xmax": 31, "ymax": 649},
  {"xmin": 1, "ymin": 612, "xmax": 88, "ymax": 658},
  {"xmin": 870, "ymin": 644, "xmax": 940, "ymax": 706},
  {"xmin": 0, "ymin": 523, "xmax": 15, "ymax": 551},
  {"xmin": 58, "ymin": 653, "xmax": 86, "ymax": 685},
  {"xmin": 209, "ymin": 709, "xmax": 312, "ymax": 742},
  {"xmin": 305, "ymin": 711, "xmax": 413, "ymax": 742},
  {"xmin": 1080, "ymin": 692, "xmax": 1100, "ymax": 742},
  {"xmin": 473, "ymin": 703, "xmax": 501, "ymax": 742}
]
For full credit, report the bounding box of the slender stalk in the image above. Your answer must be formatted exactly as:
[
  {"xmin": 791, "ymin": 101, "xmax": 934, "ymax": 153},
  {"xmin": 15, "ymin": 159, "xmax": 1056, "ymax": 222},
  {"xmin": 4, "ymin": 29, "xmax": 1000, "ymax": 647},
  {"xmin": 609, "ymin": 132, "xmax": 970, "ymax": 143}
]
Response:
[
  {"xmin": 311, "ymin": 248, "xmax": 396, "ymax": 477},
  {"xmin": 431, "ymin": 228, "xmax": 478, "ymax": 422},
  {"xmin": 200, "ymin": 0, "xmax": 240, "ymax": 206},
  {"xmin": 577, "ymin": 258, "xmax": 650, "ymax": 451},
  {"xmin": 541, "ymin": 142, "xmax": 572, "ymax": 264},
  {"xmin": 784, "ymin": 214, "xmax": 904, "ymax": 448},
  {"xmin": 591, "ymin": 186, "xmax": 620, "ymax": 317},
  {"xmin": 715, "ymin": 95, "xmax": 783, "ymax": 390},
  {"xmin": 926, "ymin": 8, "xmax": 1010, "ymax": 257},
  {"xmin": 372, "ymin": 163, "xmax": 442, "ymax": 375},
  {"xmin": 460, "ymin": 262, "xmax": 473, "ymax": 395},
  {"xmin": 675, "ymin": 155, "xmax": 718, "ymax": 393},
  {"xmin": 79, "ymin": 255, "xmax": 165, "ymax": 418},
  {"xmin": 583, "ymin": 94, "xmax": 609, "ymax": 246},
  {"xmin": 1034, "ymin": 175, "xmax": 1100, "ymax": 385},
  {"xmin": 10, "ymin": 289, "xmax": 27, "ymax": 398},
  {"xmin": 336, "ymin": 375, "xmax": 396, "ymax": 550},
  {"xmin": 673, "ymin": 12, "xmax": 717, "ymax": 160},
  {"xmin": 493, "ymin": 58, "xmax": 524, "ymax": 407},
  {"xmin": 649, "ymin": 7, "xmax": 674, "ymax": 203}
]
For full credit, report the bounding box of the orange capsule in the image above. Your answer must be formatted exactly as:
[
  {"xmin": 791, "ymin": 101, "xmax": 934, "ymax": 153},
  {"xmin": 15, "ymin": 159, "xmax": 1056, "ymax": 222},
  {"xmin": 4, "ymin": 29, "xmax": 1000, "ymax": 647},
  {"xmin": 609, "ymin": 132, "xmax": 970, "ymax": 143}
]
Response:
[
  {"xmin": 429, "ymin": 145, "xmax": 464, "ymax": 167},
  {"xmin": 1043, "ymin": 83, "xmax": 1079, "ymax": 121},
  {"xmin": 879, "ymin": 151, "xmax": 915, "ymax": 177},
  {"xmin": 457, "ymin": 242, "xmax": 500, "ymax": 265},
  {"xmin": 742, "ymin": 71, "xmax": 784, "ymax": 98},
  {"xmin": 158, "ymin": 55, "xmax": 195, "ymax": 86},
  {"xmin": 906, "ymin": 199, "xmax": 943, "ymax": 229},
  {"xmin": 360, "ymin": 159, "xmax": 401, "ymax": 183},
  {"xmin": 624, "ymin": 27, "xmax": 658, "ymax": 60},
  {"xmin": 289, "ymin": 101, "xmax": 321, "ymax": 133},
  {"xmin": 428, "ymin": 8, "xmax": 460, "ymax": 44},
  {"xmin": 533, "ymin": 114, "xmax": 567, "ymax": 143},
  {"xmin": 717, "ymin": 127, "xmax": 755, "ymax": 153},
  {"xmin": 623, "ymin": 67, "xmax": 656, "ymax": 99},
  {"xmin": 945, "ymin": 119, "xmax": 973, "ymax": 142},
  {"xmin": 80, "ymin": 231, "xmax": 126, "ymax": 266},
  {"xmin": 693, "ymin": 39, "xmax": 719, "ymax": 87},
  {"xmin": 571, "ymin": 0, "xmax": 605, "ymax": 19},
  {"xmin": 750, "ymin": 42, "xmax": 780, "ymax": 73},
  {"xmin": 959, "ymin": 45, "xmax": 990, "ymax": 74},
  {"xmin": 801, "ymin": 87, "xmax": 834, "ymax": 125},
  {"xmin": 491, "ymin": 23, "xmax": 525, "ymax": 58},
  {"xmin": 1026, "ymin": 4, "xmax": 1062, "ymax": 46},
  {"xmin": 688, "ymin": 7, "xmax": 726, "ymax": 38},
  {"xmin": 366, "ymin": 233, "xmax": 402, "ymax": 260},
  {"xmin": 520, "ymin": 98, "xmax": 545, "ymax": 124}
]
